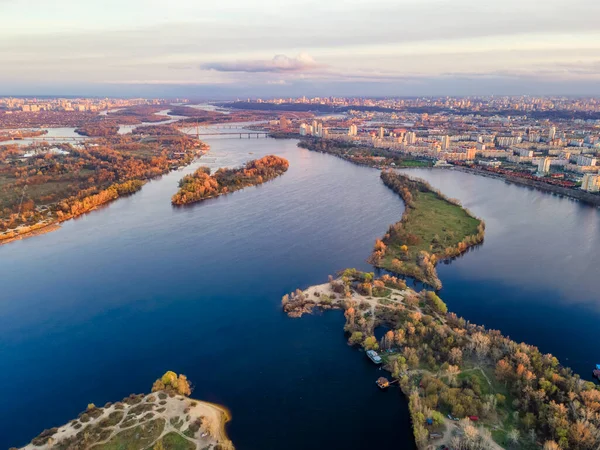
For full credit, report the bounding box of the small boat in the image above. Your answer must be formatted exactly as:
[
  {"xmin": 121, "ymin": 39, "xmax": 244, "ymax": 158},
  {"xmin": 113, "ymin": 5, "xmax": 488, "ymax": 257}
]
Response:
[
  {"xmin": 596, "ymin": 364, "xmax": 600, "ymax": 370},
  {"xmin": 366, "ymin": 350, "xmax": 382, "ymax": 364},
  {"xmin": 376, "ymin": 377, "xmax": 390, "ymax": 389}
]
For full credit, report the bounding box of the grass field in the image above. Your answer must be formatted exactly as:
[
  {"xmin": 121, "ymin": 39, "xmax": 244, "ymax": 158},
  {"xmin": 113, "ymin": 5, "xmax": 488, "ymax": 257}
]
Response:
[{"xmin": 375, "ymin": 172, "xmax": 484, "ymax": 289}]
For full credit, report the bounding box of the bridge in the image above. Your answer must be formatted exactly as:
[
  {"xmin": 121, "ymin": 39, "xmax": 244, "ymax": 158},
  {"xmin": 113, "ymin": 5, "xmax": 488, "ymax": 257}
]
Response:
[{"xmin": 21, "ymin": 131, "xmax": 270, "ymax": 142}]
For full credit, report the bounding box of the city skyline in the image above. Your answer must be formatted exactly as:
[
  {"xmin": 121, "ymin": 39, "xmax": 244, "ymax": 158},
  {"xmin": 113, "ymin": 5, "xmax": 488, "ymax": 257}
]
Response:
[{"xmin": 3, "ymin": 0, "xmax": 600, "ymax": 97}]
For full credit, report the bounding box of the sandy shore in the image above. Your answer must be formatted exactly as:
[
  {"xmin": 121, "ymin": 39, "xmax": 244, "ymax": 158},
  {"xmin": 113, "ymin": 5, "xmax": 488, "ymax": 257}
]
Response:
[{"xmin": 20, "ymin": 392, "xmax": 234, "ymax": 450}]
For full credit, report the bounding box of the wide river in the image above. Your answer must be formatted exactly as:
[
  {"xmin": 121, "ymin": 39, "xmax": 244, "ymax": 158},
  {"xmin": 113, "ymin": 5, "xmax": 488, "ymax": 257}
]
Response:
[
  {"xmin": 1, "ymin": 132, "xmax": 599, "ymax": 449},
  {"xmin": 0, "ymin": 131, "xmax": 413, "ymax": 449}
]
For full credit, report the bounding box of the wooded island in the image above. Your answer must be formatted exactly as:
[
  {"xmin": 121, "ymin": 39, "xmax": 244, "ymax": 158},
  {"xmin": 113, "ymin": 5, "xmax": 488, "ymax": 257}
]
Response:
[
  {"xmin": 171, "ymin": 155, "xmax": 289, "ymax": 205},
  {"xmin": 369, "ymin": 171, "xmax": 485, "ymax": 289}
]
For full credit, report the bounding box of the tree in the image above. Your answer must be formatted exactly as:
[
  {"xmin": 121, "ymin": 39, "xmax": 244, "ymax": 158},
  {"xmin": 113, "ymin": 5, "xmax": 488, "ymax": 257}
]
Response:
[
  {"xmin": 177, "ymin": 374, "xmax": 192, "ymax": 396},
  {"xmin": 470, "ymin": 332, "xmax": 491, "ymax": 359},
  {"xmin": 363, "ymin": 336, "xmax": 379, "ymax": 351},
  {"xmin": 348, "ymin": 331, "xmax": 363, "ymax": 346},
  {"xmin": 449, "ymin": 347, "xmax": 463, "ymax": 365},
  {"xmin": 495, "ymin": 359, "xmax": 513, "ymax": 385},
  {"xmin": 543, "ymin": 441, "xmax": 560, "ymax": 450},
  {"xmin": 507, "ymin": 428, "xmax": 520, "ymax": 446},
  {"xmin": 431, "ymin": 411, "xmax": 445, "ymax": 426}
]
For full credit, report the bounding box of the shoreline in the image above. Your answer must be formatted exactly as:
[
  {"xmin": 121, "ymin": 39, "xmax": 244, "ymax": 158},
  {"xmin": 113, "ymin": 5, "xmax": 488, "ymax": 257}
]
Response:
[
  {"xmin": 449, "ymin": 165, "xmax": 600, "ymax": 207},
  {"xmin": 171, "ymin": 155, "xmax": 289, "ymax": 206},
  {"xmin": 370, "ymin": 171, "xmax": 485, "ymax": 290},
  {"xmin": 0, "ymin": 148, "xmax": 209, "ymax": 247},
  {"xmin": 283, "ymin": 273, "xmax": 599, "ymax": 450},
  {"xmin": 19, "ymin": 392, "xmax": 234, "ymax": 450}
]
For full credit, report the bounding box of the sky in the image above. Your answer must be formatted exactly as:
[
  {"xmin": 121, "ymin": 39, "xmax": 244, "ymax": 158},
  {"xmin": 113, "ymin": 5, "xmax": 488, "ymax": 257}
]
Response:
[{"xmin": 2, "ymin": 0, "xmax": 600, "ymax": 98}]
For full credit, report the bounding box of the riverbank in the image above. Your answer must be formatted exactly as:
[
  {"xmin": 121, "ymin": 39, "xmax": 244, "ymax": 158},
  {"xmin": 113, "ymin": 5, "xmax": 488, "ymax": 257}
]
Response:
[
  {"xmin": 451, "ymin": 165, "xmax": 600, "ymax": 207},
  {"xmin": 298, "ymin": 138, "xmax": 432, "ymax": 169},
  {"xmin": 20, "ymin": 391, "xmax": 233, "ymax": 450},
  {"xmin": 0, "ymin": 180, "xmax": 147, "ymax": 246},
  {"xmin": 283, "ymin": 271, "xmax": 600, "ymax": 450},
  {"xmin": 370, "ymin": 171, "xmax": 484, "ymax": 289},
  {"xmin": 0, "ymin": 138, "xmax": 209, "ymax": 246}
]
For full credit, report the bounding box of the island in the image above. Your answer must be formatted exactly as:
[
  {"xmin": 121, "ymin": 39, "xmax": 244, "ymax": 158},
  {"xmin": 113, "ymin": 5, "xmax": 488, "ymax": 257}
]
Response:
[
  {"xmin": 283, "ymin": 270, "xmax": 600, "ymax": 450},
  {"xmin": 19, "ymin": 371, "xmax": 234, "ymax": 450},
  {"xmin": 369, "ymin": 171, "xmax": 485, "ymax": 289},
  {"xmin": 171, "ymin": 155, "xmax": 289, "ymax": 205}
]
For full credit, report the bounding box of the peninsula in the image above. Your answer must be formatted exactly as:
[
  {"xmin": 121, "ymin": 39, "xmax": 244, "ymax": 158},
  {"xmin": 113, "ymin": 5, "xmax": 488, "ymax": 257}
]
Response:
[
  {"xmin": 369, "ymin": 171, "xmax": 484, "ymax": 289},
  {"xmin": 283, "ymin": 271, "xmax": 600, "ymax": 450},
  {"xmin": 171, "ymin": 155, "xmax": 289, "ymax": 205},
  {"xmin": 18, "ymin": 371, "xmax": 234, "ymax": 450}
]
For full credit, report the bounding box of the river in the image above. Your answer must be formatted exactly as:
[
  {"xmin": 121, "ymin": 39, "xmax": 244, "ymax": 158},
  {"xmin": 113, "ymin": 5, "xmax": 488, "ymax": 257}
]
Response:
[
  {"xmin": 2, "ymin": 136, "xmax": 599, "ymax": 448},
  {"xmin": 399, "ymin": 168, "xmax": 600, "ymax": 380},
  {"xmin": 0, "ymin": 130, "xmax": 413, "ymax": 449}
]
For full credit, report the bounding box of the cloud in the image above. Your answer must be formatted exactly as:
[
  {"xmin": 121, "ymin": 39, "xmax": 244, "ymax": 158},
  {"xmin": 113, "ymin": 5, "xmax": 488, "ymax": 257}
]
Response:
[{"xmin": 201, "ymin": 53, "xmax": 321, "ymax": 73}]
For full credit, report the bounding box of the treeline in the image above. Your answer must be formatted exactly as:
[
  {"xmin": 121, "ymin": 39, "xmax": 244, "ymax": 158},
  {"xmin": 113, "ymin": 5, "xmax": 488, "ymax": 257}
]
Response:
[
  {"xmin": 370, "ymin": 171, "xmax": 485, "ymax": 289},
  {"xmin": 172, "ymin": 155, "xmax": 289, "ymax": 205},
  {"xmin": 298, "ymin": 138, "xmax": 432, "ymax": 169},
  {"xmin": 75, "ymin": 122, "xmax": 120, "ymax": 137},
  {"xmin": 106, "ymin": 105, "xmax": 168, "ymax": 123}
]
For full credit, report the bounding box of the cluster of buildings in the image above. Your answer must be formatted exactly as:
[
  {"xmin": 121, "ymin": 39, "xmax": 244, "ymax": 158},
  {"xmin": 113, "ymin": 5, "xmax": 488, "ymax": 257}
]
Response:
[
  {"xmin": 0, "ymin": 97, "xmax": 168, "ymax": 113},
  {"xmin": 244, "ymin": 95, "xmax": 600, "ymax": 114},
  {"xmin": 294, "ymin": 101, "xmax": 600, "ymax": 193}
]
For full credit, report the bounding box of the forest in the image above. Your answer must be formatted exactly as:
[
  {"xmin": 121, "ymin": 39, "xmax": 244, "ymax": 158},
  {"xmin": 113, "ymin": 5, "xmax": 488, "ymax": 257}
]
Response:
[
  {"xmin": 283, "ymin": 269, "xmax": 600, "ymax": 450},
  {"xmin": 369, "ymin": 171, "xmax": 485, "ymax": 289},
  {"xmin": 171, "ymin": 155, "xmax": 289, "ymax": 205},
  {"xmin": 298, "ymin": 138, "xmax": 432, "ymax": 168},
  {"xmin": 0, "ymin": 126, "xmax": 203, "ymax": 242}
]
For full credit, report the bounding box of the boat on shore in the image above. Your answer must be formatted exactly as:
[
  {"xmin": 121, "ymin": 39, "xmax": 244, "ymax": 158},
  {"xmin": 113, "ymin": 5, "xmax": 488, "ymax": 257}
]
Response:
[{"xmin": 366, "ymin": 350, "xmax": 382, "ymax": 364}]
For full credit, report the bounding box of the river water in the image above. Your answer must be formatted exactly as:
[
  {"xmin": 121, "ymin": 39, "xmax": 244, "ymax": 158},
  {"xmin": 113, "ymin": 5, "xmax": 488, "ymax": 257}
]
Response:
[
  {"xmin": 399, "ymin": 168, "xmax": 600, "ymax": 380},
  {"xmin": 0, "ymin": 131, "xmax": 414, "ymax": 449},
  {"xmin": 2, "ymin": 135, "xmax": 599, "ymax": 448}
]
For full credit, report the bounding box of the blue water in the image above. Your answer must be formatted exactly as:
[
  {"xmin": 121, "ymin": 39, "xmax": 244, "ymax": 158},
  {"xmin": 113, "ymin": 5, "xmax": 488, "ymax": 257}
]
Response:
[
  {"xmin": 0, "ymin": 133, "xmax": 414, "ymax": 449},
  {"xmin": 400, "ymin": 168, "xmax": 600, "ymax": 380},
  {"xmin": 3, "ymin": 140, "xmax": 600, "ymax": 449}
]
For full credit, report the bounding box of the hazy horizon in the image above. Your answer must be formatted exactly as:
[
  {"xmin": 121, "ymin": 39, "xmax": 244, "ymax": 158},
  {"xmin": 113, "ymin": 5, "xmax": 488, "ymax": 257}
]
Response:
[{"xmin": 2, "ymin": 0, "xmax": 600, "ymax": 97}]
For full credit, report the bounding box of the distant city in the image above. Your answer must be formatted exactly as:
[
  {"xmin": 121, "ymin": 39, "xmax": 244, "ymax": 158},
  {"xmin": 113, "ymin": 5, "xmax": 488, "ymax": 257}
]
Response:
[{"xmin": 246, "ymin": 96, "xmax": 600, "ymax": 193}]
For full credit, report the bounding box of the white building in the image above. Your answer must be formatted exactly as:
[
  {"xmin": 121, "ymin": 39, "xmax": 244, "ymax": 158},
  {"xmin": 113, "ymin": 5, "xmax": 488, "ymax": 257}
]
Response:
[
  {"xmin": 537, "ymin": 157, "xmax": 552, "ymax": 175},
  {"xmin": 581, "ymin": 173, "xmax": 600, "ymax": 192},
  {"xmin": 577, "ymin": 155, "xmax": 597, "ymax": 167},
  {"xmin": 441, "ymin": 135, "xmax": 450, "ymax": 151}
]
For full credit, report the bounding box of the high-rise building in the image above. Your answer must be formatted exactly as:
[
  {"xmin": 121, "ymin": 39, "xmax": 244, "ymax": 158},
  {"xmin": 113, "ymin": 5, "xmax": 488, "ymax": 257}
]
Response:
[
  {"xmin": 548, "ymin": 126, "xmax": 556, "ymax": 140},
  {"xmin": 537, "ymin": 157, "xmax": 552, "ymax": 175},
  {"xmin": 318, "ymin": 123, "xmax": 324, "ymax": 138},
  {"xmin": 280, "ymin": 116, "xmax": 290, "ymax": 130},
  {"xmin": 581, "ymin": 173, "xmax": 600, "ymax": 192},
  {"xmin": 378, "ymin": 127, "xmax": 385, "ymax": 139},
  {"xmin": 348, "ymin": 124, "xmax": 358, "ymax": 136},
  {"xmin": 441, "ymin": 135, "xmax": 450, "ymax": 151},
  {"xmin": 577, "ymin": 155, "xmax": 597, "ymax": 167},
  {"xmin": 405, "ymin": 132, "xmax": 416, "ymax": 145},
  {"xmin": 299, "ymin": 123, "xmax": 308, "ymax": 136}
]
